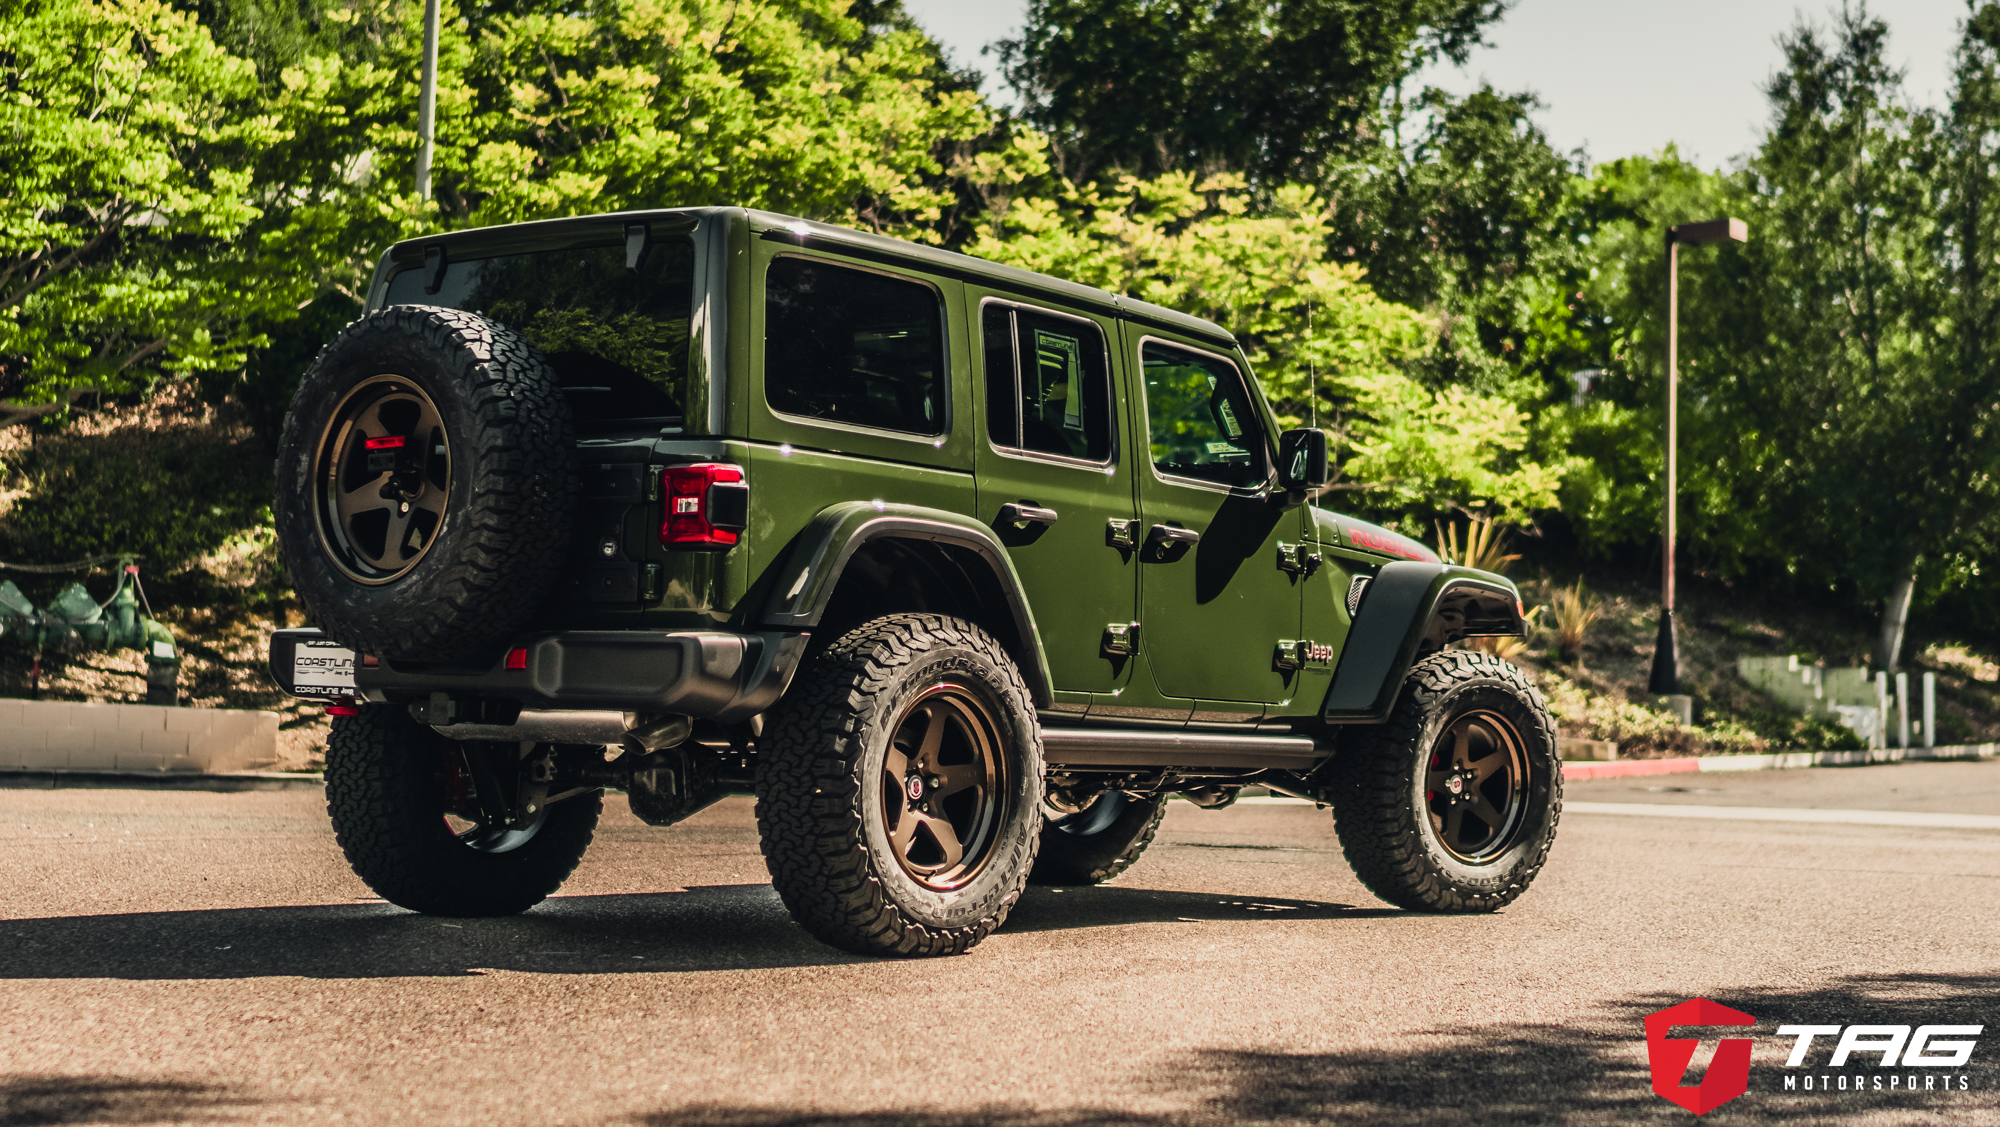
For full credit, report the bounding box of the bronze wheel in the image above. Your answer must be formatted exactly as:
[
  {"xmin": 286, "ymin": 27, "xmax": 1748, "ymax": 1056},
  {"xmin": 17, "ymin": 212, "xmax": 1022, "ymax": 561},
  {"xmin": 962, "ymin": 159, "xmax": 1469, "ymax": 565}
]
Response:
[
  {"xmin": 1332, "ymin": 650, "xmax": 1560, "ymax": 913},
  {"xmin": 315, "ymin": 374, "xmax": 452, "ymax": 584},
  {"xmin": 756, "ymin": 613, "xmax": 1042, "ymax": 957},
  {"xmin": 881, "ymin": 683, "xmax": 1010, "ymax": 891},
  {"xmin": 1423, "ymin": 710, "xmax": 1528, "ymax": 863},
  {"xmin": 276, "ymin": 307, "xmax": 576, "ymax": 662}
]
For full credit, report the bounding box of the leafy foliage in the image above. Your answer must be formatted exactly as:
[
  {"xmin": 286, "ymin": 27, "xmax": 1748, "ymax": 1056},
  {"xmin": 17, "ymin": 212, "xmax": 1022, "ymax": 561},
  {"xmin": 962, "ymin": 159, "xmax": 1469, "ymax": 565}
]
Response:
[
  {"xmin": 0, "ymin": 425, "xmax": 273, "ymax": 571},
  {"xmin": 0, "ymin": 0, "xmax": 297, "ymax": 423},
  {"xmin": 1330, "ymin": 86, "xmax": 1584, "ymax": 395},
  {"xmin": 1547, "ymin": 580, "xmax": 1601, "ymax": 665},
  {"xmin": 1431, "ymin": 511, "xmax": 1518, "ymax": 573},
  {"xmin": 998, "ymin": 0, "xmax": 1505, "ymax": 185}
]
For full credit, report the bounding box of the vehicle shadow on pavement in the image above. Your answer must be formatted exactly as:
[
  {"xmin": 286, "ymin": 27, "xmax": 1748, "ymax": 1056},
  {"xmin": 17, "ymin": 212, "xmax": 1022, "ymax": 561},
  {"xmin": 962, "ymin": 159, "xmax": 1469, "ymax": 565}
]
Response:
[
  {"xmin": 0, "ymin": 1074, "xmax": 261, "ymax": 1125},
  {"xmin": 628, "ymin": 972, "xmax": 2000, "ymax": 1127},
  {"xmin": 0, "ymin": 883, "xmax": 1413, "ymax": 980},
  {"xmin": 1003, "ymin": 885, "xmax": 1405, "ymax": 932},
  {"xmin": 0, "ymin": 884, "xmax": 868, "ymax": 979}
]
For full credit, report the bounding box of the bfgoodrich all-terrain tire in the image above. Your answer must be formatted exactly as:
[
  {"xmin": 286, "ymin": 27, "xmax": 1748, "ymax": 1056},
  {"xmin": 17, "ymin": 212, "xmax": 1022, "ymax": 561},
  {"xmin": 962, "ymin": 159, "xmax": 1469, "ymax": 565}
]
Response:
[
  {"xmin": 325, "ymin": 705, "xmax": 599, "ymax": 916},
  {"xmin": 1029, "ymin": 793, "xmax": 1166, "ymax": 885},
  {"xmin": 1330, "ymin": 650, "xmax": 1561, "ymax": 912},
  {"xmin": 275, "ymin": 305, "xmax": 575, "ymax": 664},
  {"xmin": 755, "ymin": 614, "xmax": 1043, "ymax": 957}
]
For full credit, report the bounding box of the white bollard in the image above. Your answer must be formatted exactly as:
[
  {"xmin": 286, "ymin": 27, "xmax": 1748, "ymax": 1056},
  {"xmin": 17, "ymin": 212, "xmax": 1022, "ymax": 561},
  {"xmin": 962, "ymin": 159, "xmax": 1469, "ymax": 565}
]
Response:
[
  {"xmin": 1896, "ymin": 671, "xmax": 1910, "ymax": 749},
  {"xmin": 1923, "ymin": 672, "xmax": 1936, "ymax": 749},
  {"xmin": 1874, "ymin": 672, "xmax": 1890, "ymax": 750}
]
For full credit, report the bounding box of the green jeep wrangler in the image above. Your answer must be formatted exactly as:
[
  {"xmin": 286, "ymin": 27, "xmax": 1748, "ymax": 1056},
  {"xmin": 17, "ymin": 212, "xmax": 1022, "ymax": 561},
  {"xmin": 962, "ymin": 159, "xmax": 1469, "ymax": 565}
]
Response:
[{"xmin": 268, "ymin": 207, "xmax": 1559, "ymax": 957}]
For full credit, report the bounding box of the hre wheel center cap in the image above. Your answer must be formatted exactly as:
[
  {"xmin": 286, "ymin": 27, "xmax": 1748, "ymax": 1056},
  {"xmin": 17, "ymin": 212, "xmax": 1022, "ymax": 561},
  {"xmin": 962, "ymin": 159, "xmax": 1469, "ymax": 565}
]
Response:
[
  {"xmin": 906, "ymin": 775, "xmax": 927, "ymax": 803},
  {"xmin": 1446, "ymin": 776, "xmax": 1465, "ymax": 797}
]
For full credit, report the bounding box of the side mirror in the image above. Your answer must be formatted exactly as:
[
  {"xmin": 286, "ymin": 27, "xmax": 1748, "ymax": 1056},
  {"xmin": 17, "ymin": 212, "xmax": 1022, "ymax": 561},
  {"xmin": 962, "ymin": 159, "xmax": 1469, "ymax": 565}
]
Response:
[{"xmin": 1277, "ymin": 427, "xmax": 1331, "ymax": 491}]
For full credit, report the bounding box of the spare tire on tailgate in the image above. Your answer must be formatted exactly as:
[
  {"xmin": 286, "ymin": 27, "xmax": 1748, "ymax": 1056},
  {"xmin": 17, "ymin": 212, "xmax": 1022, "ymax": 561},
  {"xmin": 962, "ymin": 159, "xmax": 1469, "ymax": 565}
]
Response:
[{"xmin": 275, "ymin": 305, "xmax": 576, "ymax": 664}]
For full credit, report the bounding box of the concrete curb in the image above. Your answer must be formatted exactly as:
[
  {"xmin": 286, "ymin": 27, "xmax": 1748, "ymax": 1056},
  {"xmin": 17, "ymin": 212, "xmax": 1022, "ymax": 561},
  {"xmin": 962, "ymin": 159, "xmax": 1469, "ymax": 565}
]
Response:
[
  {"xmin": 0, "ymin": 769, "xmax": 324, "ymax": 793},
  {"xmin": 1563, "ymin": 742, "xmax": 2000, "ymax": 780},
  {"xmin": 0, "ymin": 699, "xmax": 279, "ymax": 774}
]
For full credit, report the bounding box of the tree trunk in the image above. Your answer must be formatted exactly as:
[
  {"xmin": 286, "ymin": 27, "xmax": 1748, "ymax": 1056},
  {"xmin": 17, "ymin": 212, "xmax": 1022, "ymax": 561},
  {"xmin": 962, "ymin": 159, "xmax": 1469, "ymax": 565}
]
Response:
[{"xmin": 1874, "ymin": 570, "xmax": 1918, "ymax": 673}]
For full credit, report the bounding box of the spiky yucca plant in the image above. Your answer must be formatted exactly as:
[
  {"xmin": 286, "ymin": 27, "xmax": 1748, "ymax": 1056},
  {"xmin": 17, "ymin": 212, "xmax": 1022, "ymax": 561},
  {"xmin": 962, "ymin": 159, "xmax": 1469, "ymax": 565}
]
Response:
[
  {"xmin": 1550, "ymin": 581, "xmax": 1602, "ymax": 666},
  {"xmin": 1433, "ymin": 511, "xmax": 1521, "ymax": 574}
]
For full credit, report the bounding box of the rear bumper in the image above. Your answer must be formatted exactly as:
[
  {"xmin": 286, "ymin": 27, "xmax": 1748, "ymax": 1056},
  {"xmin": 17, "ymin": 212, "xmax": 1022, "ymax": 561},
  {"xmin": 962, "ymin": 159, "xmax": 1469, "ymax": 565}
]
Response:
[{"xmin": 268, "ymin": 627, "xmax": 808, "ymax": 723}]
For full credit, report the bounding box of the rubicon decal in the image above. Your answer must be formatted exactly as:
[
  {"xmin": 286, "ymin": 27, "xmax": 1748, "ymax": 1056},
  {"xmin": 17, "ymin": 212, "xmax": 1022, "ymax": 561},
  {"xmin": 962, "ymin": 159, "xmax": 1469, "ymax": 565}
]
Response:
[
  {"xmin": 1646, "ymin": 1000, "xmax": 1983, "ymax": 1113},
  {"xmin": 1647, "ymin": 999, "xmax": 1756, "ymax": 1114}
]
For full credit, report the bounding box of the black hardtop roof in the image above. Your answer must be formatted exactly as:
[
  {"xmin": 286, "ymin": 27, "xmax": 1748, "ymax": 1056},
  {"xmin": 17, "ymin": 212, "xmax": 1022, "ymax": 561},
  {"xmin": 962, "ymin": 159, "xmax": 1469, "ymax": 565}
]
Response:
[{"xmin": 377, "ymin": 206, "xmax": 1238, "ymax": 348}]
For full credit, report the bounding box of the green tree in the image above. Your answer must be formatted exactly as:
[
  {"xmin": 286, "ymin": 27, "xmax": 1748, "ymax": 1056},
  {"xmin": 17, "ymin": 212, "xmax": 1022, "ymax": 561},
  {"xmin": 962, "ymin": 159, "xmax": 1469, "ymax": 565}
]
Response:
[
  {"xmin": 1331, "ymin": 85, "xmax": 1583, "ymax": 396},
  {"xmin": 269, "ymin": 0, "xmax": 987, "ymax": 233},
  {"xmin": 997, "ymin": 0, "xmax": 1504, "ymax": 186},
  {"xmin": 0, "ymin": 0, "xmax": 296, "ymax": 425},
  {"xmin": 998, "ymin": 0, "xmax": 1588, "ymax": 452},
  {"xmin": 1629, "ymin": 4, "xmax": 2000, "ymax": 672},
  {"xmin": 1718, "ymin": 7, "xmax": 1952, "ymax": 672},
  {"xmin": 1526, "ymin": 150, "xmax": 1734, "ymax": 563}
]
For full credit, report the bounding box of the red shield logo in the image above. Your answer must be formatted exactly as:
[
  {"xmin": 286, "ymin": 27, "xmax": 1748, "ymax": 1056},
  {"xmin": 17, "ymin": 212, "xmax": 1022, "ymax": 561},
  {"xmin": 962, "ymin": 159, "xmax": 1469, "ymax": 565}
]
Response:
[{"xmin": 1646, "ymin": 998, "xmax": 1756, "ymax": 1114}]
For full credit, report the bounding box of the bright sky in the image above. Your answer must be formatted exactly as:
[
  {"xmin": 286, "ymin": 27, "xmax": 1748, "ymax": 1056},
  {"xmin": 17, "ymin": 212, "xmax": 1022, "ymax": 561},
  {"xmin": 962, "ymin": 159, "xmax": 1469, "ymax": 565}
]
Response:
[{"xmin": 900, "ymin": 0, "xmax": 1969, "ymax": 169}]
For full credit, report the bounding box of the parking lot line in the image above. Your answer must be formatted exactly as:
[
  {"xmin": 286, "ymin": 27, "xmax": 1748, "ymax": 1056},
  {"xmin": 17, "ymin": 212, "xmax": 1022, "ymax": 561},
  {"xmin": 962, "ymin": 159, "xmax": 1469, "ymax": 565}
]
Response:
[{"xmin": 1565, "ymin": 801, "xmax": 2000, "ymax": 830}]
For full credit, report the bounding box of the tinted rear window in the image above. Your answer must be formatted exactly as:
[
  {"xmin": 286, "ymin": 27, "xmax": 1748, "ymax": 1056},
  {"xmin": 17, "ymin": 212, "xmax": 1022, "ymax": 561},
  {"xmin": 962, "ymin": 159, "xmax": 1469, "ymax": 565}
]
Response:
[
  {"xmin": 764, "ymin": 257, "xmax": 946, "ymax": 436},
  {"xmin": 382, "ymin": 241, "xmax": 695, "ymax": 425}
]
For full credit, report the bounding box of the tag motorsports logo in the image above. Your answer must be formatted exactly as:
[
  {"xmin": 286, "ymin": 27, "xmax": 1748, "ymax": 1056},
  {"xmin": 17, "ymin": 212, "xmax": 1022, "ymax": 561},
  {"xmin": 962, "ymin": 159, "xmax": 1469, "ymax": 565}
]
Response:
[{"xmin": 1645, "ymin": 998, "xmax": 1982, "ymax": 1115}]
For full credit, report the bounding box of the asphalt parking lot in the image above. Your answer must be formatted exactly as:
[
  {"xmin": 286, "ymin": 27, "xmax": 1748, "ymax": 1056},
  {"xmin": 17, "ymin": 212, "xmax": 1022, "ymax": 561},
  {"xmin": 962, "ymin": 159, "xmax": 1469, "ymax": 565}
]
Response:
[{"xmin": 3, "ymin": 759, "xmax": 1998, "ymax": 1125}]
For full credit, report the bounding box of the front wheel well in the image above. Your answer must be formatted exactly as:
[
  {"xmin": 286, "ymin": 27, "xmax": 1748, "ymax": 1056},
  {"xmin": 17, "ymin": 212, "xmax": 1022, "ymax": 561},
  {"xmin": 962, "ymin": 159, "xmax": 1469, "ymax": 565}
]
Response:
[{"xmin": 1416, "ymin": 582, "xmax": 1525, "ymax": 655}]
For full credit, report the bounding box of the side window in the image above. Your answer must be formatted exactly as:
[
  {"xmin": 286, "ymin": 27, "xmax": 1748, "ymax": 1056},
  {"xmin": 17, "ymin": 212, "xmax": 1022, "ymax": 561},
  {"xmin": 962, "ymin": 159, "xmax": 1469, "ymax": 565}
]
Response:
[
  {"xmin": 980, "ymin": 303, "xmax": 1113, "ymax": 462},
  {"xmin": 765, "ymin": 257, "xmax": 946, "ymax": 435},
  {"xmin": 1140, "ymin": 340, "xmax": 1265, "ymax": 487},
  {"xmin": 982, "ymin": 305, "xmax": 1018, "ymax": 451}
]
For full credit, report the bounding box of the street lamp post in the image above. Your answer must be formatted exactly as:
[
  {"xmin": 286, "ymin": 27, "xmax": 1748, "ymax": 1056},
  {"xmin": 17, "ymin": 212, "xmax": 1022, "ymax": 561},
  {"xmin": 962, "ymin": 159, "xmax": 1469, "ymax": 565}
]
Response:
[
  {"xmin": 414, "ymin": 0, "xmax": 441, "ymax": 199},
  {"xmin": 1648, "ymin": 216, "xmax": 1748, "ymax": 697}
]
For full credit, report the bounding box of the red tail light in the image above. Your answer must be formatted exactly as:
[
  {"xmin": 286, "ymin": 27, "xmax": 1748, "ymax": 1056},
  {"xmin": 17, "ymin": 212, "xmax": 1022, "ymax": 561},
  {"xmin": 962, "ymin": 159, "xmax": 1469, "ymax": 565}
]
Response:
[{"xmin": 661, "ymin": 463, "xmax": 749, "ymax": 548}]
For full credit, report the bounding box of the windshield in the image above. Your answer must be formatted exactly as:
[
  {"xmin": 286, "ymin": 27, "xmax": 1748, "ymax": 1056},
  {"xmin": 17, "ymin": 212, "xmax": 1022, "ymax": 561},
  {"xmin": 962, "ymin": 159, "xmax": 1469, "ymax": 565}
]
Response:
[{"xmin": 382, "ymin": 241, "xmax": 696, "ymax": 426}]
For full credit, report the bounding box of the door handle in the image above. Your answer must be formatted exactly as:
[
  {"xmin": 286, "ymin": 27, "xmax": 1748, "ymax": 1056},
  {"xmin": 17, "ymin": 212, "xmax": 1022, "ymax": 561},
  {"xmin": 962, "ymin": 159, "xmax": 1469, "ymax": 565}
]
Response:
[
  {"xmin": 1145, "ymin": 523, "xmax": 1201, "ymax": 551},
  {"xmin": 998, "ymin": 502, "xmax": 1059, "ymax": 528}
]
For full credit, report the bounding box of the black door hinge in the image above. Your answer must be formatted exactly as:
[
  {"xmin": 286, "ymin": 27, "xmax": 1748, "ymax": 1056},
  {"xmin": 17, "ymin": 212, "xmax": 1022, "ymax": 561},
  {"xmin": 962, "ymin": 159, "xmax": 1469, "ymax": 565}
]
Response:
[
  {"xmin": 1103, "ymin": 621, "xmax": 1140, "ymax": 656},
  {"xmin": 1276, "ymin": 542, "xmax": 1323, "ymax": 576}
]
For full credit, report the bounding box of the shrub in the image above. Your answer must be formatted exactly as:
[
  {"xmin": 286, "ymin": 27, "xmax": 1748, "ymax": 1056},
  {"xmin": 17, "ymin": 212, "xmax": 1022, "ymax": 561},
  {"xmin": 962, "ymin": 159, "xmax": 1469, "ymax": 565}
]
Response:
[
  {"xmin": 0, "ymin": 424, "xmax": 272, "ymax": 573},
  {"xmin": 1538, "ymin": 673, "xmax": 1768, "ymax": 757}
]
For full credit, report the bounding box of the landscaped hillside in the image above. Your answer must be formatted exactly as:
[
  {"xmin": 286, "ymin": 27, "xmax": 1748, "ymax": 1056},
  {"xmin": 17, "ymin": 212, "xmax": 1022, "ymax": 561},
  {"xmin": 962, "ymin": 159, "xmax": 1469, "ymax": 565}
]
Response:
[
  {"xmin": 1502, "ymin": 565, "xmax": 2000, "ymax": 758},
  {"xmin": 0, "ymin": 392, "xmax": 325, "ymax": 770}
]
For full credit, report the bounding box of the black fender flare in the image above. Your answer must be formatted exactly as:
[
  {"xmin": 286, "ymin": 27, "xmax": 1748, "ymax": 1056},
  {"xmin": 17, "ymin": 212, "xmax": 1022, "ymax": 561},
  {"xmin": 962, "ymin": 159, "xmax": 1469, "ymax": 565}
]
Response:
[
  {"xmin": 1321, "ymin": 562, "xmax": 1526, "ymax": 724},
  {"xmin": 759, "ymin": 501, "xmax": 1054, "ymax": 707}
]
